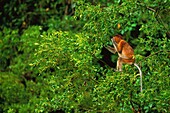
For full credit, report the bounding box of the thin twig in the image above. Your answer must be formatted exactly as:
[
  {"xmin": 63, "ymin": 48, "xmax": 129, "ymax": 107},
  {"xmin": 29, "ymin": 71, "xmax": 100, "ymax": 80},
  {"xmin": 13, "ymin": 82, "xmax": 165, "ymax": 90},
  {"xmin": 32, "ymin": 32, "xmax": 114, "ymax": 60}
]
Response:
[{"xmin": 138, "ymin": 50, "xmax": 170, "ymax": 64}]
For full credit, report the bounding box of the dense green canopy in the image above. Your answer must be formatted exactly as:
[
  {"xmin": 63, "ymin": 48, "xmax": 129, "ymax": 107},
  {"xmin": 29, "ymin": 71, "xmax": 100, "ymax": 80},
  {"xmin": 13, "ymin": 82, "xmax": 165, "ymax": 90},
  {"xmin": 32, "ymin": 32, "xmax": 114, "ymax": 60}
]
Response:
[{"xmin": 0, "ymin": 0, "xmax": 170, "ymax": 112}]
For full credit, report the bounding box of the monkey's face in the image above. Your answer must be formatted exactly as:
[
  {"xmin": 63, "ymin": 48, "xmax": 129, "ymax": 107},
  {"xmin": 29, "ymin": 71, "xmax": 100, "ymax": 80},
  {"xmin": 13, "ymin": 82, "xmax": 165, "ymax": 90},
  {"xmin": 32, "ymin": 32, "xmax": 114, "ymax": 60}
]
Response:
[{"xmin": 112, "ymin": 36, "xmax": 122, "ymax": 44}]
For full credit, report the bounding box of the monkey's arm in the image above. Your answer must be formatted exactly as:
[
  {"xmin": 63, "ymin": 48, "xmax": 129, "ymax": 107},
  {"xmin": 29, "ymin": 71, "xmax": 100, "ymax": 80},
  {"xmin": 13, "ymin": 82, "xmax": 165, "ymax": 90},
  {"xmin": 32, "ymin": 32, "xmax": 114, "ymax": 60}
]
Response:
[
  {"xmin": 117, "ymin": 40, "xmax": 126, "ymax": 53},
  {"xmin": 105, "ymin": 46, "xmax": 116, "ymax": 54},
  {"xmin": 111, "ymin": 38, "xmax": 118, "ymax": 52}
]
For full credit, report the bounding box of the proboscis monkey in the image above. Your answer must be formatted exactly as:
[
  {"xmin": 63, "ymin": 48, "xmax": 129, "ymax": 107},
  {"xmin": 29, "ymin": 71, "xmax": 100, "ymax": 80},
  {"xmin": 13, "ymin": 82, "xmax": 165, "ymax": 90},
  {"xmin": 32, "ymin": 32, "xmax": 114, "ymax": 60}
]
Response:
[{"xmin": 106, "ymin": 35, "xmax": 143, "ymax": 92}]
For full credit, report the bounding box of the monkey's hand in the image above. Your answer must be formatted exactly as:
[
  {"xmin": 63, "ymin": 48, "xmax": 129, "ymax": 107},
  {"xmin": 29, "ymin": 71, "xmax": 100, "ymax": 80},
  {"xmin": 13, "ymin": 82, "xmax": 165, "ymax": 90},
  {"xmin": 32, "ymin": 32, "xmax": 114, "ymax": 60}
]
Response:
[
  {"xmin": 105, "ymin": 46, "xmax": 117, "ymax": 54},
  {"xmin": 111, "ymin": 38, "xmax": 118, "ymax": 46},
  {"xmin": 111, "ymin": 39, "xmax": 118, "ymax": 52}
]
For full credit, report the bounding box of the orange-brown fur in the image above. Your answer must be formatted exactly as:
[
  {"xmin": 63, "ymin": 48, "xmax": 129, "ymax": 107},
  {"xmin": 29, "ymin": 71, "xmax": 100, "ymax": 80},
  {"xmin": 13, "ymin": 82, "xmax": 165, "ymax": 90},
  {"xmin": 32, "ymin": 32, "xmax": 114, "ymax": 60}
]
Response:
[{"xmin": 112, "ymin": 35, "xmax": 135, "ymax": 70}]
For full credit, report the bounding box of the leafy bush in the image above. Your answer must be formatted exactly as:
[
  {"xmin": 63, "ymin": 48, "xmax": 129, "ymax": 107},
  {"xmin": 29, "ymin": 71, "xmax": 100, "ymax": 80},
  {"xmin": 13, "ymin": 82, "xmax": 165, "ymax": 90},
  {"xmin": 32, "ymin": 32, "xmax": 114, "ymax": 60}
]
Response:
[
  {"xmin": 9, "ymin": 26, "xmax": 43, "ymax": 74},
  {"xmin": 0, "ymin": 28, "xmax": 19, "ymax": 71},
  {"xmin": 0, "ymin": 0, "xmax": 76, "ymax": 29},
  {"xmin": 0, "ymin": 73, "xmax": 30, "ymax": 112},
  {"xmin": 0, "ymin": 0, "xmax": 170, "ymax": 113}
]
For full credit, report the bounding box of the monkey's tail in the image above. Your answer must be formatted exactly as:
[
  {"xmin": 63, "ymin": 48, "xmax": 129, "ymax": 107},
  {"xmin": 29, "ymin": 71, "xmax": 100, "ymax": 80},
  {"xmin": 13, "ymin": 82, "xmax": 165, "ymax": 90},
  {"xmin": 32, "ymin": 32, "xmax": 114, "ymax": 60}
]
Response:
[{"xmin": 134, "ymin": 63, "xmax": 143, "ymax": 92}]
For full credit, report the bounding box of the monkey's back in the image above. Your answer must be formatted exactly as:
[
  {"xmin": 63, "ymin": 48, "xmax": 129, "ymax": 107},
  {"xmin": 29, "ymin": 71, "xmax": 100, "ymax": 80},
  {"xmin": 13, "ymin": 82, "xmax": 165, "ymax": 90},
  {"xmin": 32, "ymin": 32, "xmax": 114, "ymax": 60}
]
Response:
[{"xmin": 119, "ymin": 40, "xmax": 135, "ymax": 61}]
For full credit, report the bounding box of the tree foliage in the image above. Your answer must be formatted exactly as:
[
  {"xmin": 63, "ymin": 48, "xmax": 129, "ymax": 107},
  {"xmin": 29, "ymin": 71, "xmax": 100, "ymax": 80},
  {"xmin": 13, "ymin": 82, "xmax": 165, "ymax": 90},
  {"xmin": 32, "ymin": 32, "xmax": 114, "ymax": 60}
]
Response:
[{"xmin": 0, "ymin": 0, "xmax": 170, "ymax": 113}]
